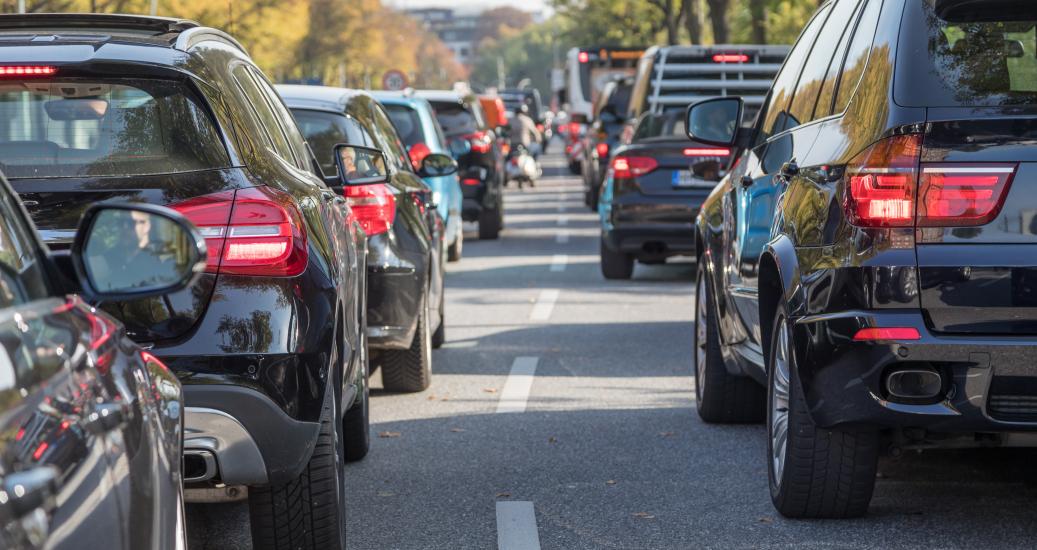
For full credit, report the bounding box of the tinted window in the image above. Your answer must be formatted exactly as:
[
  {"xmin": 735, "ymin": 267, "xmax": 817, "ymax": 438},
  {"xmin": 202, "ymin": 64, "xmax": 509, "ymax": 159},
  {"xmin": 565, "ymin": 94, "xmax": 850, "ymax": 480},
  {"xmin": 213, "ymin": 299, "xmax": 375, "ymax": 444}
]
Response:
[
  {"xmin": 0, "ymin": 80, "xmax": 229, "ymax": 179},
  {"xmin": 0, "ymin": 193, "xmax": 48, "ymax": 307},
  {"xmin": 248, "ymin": 68, "xmax": 310, "ymax": 170},
  {"xmin": 384, "ymin": 104, "xmax": 425, "ymax": 148},
  {"xmin": 430, "ymin": 101, "xmax": 478, "ymax": 136},
  {"xmin": 757, "ymin": 4, "xmax": 832, "ymax": 143},
  {"xmin": 232, "ymin": 65, "xmax": 297, "ymax": 164},
  {"xmin": 815, "ymin": 1, "xmax": 864, "ymax": 117},
  {"xmin": 835, "ymin": 0, "xmax": 881, "ymax": 111},
  {"xmin": 788, "ymin": 0, "xmax": 861, "ymax": 125},
  {"xmin": 369, "ymin": 104, "xmax": 411, "ymax": 172},
  {"xmin": 897, "ymin": 0, "xmax": 1037, "ymax": 106},
  {"xmin": 632, "ymin": 112, "xmax": 686, "ymax": 141},
  {"xmin": 291, "ymin": 109, "xmax": 369, "ymax": 177}
]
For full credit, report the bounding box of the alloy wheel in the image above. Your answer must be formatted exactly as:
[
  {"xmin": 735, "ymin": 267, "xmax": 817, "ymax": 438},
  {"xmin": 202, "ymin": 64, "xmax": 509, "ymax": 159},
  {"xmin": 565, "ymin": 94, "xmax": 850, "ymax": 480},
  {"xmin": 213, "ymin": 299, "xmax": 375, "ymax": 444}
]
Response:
[
  {"xmin": 694, "ymin": 273, "xmax": 707, "ymax": 402},
  {"xmin": 770, "ymin": 316, "xmax": 791, "ymax": 486}
]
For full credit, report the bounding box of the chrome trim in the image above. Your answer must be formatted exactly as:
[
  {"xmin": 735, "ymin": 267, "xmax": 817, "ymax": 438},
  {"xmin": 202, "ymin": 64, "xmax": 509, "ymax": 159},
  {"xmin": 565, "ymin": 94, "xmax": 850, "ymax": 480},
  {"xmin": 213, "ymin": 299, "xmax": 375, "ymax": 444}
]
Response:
[
  {"xmin": 183, "ymin": 449, "xmax": 216, "ymax": 483},
  {"xmin": 174, "ymin": 27, "xmax": 248, "ymax": 55},
  {"xmin": 184, "ymin": 407, "xmax": 267, "ymax": 485}
]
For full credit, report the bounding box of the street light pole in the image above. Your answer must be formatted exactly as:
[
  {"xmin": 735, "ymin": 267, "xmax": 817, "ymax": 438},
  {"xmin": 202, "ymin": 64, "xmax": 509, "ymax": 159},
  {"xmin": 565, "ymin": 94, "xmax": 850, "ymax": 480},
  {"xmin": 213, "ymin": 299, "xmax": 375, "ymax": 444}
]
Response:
[
  {"xmin": 151, "ymin": 0, "xmax": 158, "ymax": 15},
  {"xmin": 17, "ymin": 0, "xmax": 25, "ymax": 14}
]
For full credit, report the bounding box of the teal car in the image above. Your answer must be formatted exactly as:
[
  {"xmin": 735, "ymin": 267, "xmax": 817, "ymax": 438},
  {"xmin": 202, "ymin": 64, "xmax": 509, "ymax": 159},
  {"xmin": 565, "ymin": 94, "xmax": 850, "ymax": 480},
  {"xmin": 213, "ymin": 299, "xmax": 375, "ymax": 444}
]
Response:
[{"xmin": 373, "ymin": 92, "xmax": 465, "ymax": 261}]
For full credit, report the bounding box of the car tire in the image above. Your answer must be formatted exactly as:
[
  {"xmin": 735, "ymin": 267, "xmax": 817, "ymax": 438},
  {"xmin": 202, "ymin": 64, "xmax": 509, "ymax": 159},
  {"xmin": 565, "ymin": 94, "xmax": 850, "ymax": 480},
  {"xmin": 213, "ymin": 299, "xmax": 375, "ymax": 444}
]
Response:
[
  {"xmin": 600, "ymin": 235, "xmax": 633, "ymax": 280},
  {"xmin": 447, "ymin": 230, "xmax": 463, "ymax": 262},
  {"xmin": 767, "ymin": 304, "xmax": 879, "ymax": 519},
  {"xmin": 248, "ymin": 386, "xmax": 346, "ymax": 550},
  {"xmin": 479, "ymin": 206, "xmax": 501, "ymax": 240},
  {"xmin": 381, "ymin": 291, "xmax": 432, "ymax": 392},
  {"xmin": 586, "ymin": 187, "xmax": 599, "ymax": 211},
  {"xmin": 694, "ymin": 262, "xmax": 765, "ymax": 423},
  {"xmin": 342, "ymin": 331, "xmax": 370, "ymax": 462},
  {"xmin": 568, "ymin": 160, "xmax": 580, "ymax": 175},
  {"xmin": 432, "ymin": 279, "xmax": 445, "ymax": 349}
]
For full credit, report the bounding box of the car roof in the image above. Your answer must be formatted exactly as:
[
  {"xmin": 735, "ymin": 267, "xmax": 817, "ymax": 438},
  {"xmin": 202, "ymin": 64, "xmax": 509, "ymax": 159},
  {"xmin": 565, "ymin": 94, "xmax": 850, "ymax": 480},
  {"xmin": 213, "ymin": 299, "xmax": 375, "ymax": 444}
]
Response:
[
  {"xmin": 412, "ymin": 90, "xmax": 467, "ymax": 104},
  {"xmin": 276, "ymin": 84, "xmax": 371, "ymax": 112},
  {"xmin": 368, "ymin": 92, "xmax": 433, "ymax": 110}
]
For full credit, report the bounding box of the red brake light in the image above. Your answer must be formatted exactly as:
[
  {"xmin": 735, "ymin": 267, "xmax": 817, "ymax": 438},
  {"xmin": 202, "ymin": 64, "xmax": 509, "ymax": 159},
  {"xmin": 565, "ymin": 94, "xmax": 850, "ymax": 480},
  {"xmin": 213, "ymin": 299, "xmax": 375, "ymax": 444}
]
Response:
[
  {"xmin": 844, "ymin": 134, "xmax": 922, "ymax": 228},
  {"xmin": 408, "ymin": 142, "xmax": 431, "ymax": 172},
  {"xmin": 596, "ymin": 142, "xmax": 609, "ymax": 157},
  {"xmin": 578, "ymin": 51, "xmax": 590, "ymax": 63},
  {"xmin": 713, "ymin": 54, "xmax": 749, "ymax": 63},
  {"xmin": 0, "ymin": 65, "xmax": 57, "ymax": 76},
  {"xmin": 343, "ymin": 184, "xmax": 396, "ymax": 236},
  {"xmin": 684, "ymin": 148, "xmax": 731, "ymax": 157},
  {"xmin": 853, "ymin": 327, "xmax": 920, "ymax": 341},
  {"xmin": 33, "ymin": 442, "xmax": 49, "ymax": 461},
  {"xmin": 464, "ymin": 131, "xmax": 492, "ymax": 154},
  {"xmin": 918, "ymin": 164, "xmax": 1016, "ymax": 226},
  {"xmin": 461, "ymin": 177, "xmax": 481, "ymax": 186},
  {"xmin": 611, "ymin": 156, "xmax": 658, "ymax": 179},
  {"xmin": 536, "ymin": 123, "xmax": 544, "ymax": 133},
  {"xmin": 171, "ymin": 187, "xmax": 308, "ymax": 276}
]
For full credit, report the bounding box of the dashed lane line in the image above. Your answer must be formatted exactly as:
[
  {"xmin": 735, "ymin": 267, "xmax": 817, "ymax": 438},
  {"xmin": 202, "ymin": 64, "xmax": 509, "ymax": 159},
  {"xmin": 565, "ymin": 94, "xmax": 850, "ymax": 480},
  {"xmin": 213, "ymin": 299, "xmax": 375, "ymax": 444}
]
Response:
[
  {"xmin": 497, "ymin": 357, "xmax": 539, "ymax": 414},
  {"xmin": 556, "ymin": 230, "xmax": 570, "ymax": 244},
  {"xmin": 529, "ymin": 289, "xmax": 559, "ymax": 321},
  {"xmin": 496, "ymin": 501, "xmax": 542, "ymax": 550},
  {"xmin": 549, "ymin": 254, "xmax": 568, "ymax": 272}
]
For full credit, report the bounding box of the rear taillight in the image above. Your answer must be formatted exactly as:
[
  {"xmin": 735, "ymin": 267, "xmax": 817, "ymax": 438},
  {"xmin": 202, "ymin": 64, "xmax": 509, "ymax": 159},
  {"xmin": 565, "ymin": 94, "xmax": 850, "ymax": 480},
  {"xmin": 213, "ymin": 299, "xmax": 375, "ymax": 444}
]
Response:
[
  {"xmin": 844, "ymin": 134, "xmax": 921, "ymax": 228},
  {"xmin": 918, "ymin": 164, "xmax": 1016, "ymax": 226},
  {"xmin": 843, "ymin": 134, "xmax": 1017, "ymax": 228},
  {"xmin": 596, "ymin": 142, "xmax": 609, "ymax": 157},
  {"xmin": 853, "ymin": 327, "xmax": 920, "ymax": 341},
  {"xmin": 536, "ymin": 123, "xmax": 545, "ymax": 133},
  {"xmin": 408, "ymin": 142, "xmax": 431, "ymax": 172},
  {"xmin": 0, "ymin": 65, "xmax": 57, "ymax": 76},
  {"xmin": 172, "ymin": 187, "xmax": 308, "ymax": 277},
  {"xmin": 611, "ymin": 156, "xmax": 657, "ymax": 179},
  {"xmin": 461, "ymin": 177, "xmax": 481, "ymax": 186},
  {"xmin": 464, "ymin": 131, "xmax": 492, "ymax": 154},
  {"xmin": 343, "ymin": 184, "xmax": 396, "ymax": 236},
  {"xmin": 713, "ymin": 54, "xmax": 749, "ymax": 63}
]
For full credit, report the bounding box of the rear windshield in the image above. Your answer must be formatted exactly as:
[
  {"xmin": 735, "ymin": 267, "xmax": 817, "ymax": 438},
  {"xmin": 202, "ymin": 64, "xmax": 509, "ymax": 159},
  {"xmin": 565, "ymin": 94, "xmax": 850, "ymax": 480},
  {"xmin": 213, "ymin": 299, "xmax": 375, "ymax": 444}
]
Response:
[
  {"xmin": 897, "ymin": 1, "xmax": 1037, "ymax": 106},
  {"xmin": 0, "ymin": 79, "xmax": 230, "ymax": 178},
  {"xmin": 430, "ymin": 101, "xmax": 478, "ymax": 136},
  {"xmin": 632, "ymin": 111, "xmax": 687, "ymax": 142},
  {"xmin": 605, "ymin": 84, "xmax": 632, "ymax": 115},
  {"xmin": 290, "ymin": 109, "xmax": 366, "ymax": 177},
  {"xmin": 383, "ymin": 104, "xmax": 424, "ymax": 148}
]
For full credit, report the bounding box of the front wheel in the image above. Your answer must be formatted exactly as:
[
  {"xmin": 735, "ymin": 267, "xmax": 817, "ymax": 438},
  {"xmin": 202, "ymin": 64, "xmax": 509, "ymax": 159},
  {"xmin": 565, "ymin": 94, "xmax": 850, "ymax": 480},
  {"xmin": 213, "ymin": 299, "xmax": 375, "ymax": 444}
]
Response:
[
  {"xmin": 478, "ymin": 206, "xmax": 501, "ymax": 240},
  {"xmin": 249, "ymin": 389, "xmax": 346, "ymax": 549},
  {"xmin": 767, "ymin": 305, "xmax": 879, "ymax": 518}
]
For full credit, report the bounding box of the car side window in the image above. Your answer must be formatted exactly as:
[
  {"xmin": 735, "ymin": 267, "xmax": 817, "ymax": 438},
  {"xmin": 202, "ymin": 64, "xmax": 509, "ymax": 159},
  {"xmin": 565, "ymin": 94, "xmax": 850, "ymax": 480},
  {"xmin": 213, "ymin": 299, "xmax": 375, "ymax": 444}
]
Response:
[
  {"xmin": 231, "ymin": 64, "xmax": 299, "ymax": 166},
  {"xmin": 369, "ymin": 103, "xmax": 413, "ymax": 173},
  {"xmin": 814, "ymin": 0, "xmax": 865, "ymax": 118},
  {"xmin": 0, "ymin": 193, "xmax": 49, "ymax": 308},
  {"xmin": 787, "ymin": 0, "xmax": 860, "ymax": 126},
  {"xmin": 835, "ymin": 0, "xmax": 882, "ymax": 112},
  {"xmin": 755, "ymin": 4, "xmax": 832, "ymax": 145},
  {"xmin": 248, "ymin": 68, "xmax": 312, "ymax": 171}
]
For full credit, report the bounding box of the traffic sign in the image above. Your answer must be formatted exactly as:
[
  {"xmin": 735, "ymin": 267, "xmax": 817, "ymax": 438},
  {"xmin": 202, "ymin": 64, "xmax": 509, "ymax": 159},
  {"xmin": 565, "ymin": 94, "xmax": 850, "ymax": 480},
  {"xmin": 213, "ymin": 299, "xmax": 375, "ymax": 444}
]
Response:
[{"xmin": 382, "ymin": 70, "xmax": 408, "ymax": 91}]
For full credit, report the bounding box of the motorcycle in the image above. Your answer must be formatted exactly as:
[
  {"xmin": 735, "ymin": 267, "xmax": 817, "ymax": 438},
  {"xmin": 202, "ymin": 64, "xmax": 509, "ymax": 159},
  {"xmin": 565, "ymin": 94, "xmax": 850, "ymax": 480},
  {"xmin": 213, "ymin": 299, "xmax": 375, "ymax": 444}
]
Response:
[{"xmin": 506, "ymin": 144, "xmax": 541, "ymax": 189}]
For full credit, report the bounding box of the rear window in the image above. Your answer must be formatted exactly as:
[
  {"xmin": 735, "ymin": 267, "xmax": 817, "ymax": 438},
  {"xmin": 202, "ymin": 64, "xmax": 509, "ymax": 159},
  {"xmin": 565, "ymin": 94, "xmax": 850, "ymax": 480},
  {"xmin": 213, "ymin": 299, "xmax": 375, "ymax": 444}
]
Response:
[
  {"xmin": 430, "ymin": 101, "xmax": 478, "ymax": 136},
  {"xmin": 291, "ymin": 109, "xmax": 367, "ymax": 177},
  {"xmin": 0, "ymin": 79, "xmax": 230, "ymax": 179},
  {"xmin": 897, "ymin": 1, "xmax": 1037, "ymax": 106},
  {"xmin": 632, "ymin": 112, "xmax": 687, "ymax": 142},
  {"xmin": 383, "ymin": 104, "xmax": 425, "ymax": 148}
]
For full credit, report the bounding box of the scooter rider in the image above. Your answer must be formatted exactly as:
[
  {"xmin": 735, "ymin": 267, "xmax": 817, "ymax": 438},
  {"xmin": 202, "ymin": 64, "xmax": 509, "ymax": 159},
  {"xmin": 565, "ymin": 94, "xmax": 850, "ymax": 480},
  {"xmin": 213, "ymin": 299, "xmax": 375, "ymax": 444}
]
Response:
[{"xmin": 509, "ymin": 103, "xmax": 542, "ymax": 159}]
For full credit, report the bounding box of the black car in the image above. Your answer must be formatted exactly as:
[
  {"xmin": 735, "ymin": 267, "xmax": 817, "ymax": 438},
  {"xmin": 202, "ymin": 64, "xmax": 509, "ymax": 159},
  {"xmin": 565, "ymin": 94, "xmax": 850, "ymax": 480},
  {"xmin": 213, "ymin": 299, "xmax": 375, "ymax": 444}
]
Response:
[
  {"xmin": 416, "ymin": 90, "xmax": 505, "ymax": 240},
  {"xmin": 688, "ymin": 0, "xmax": 1037, "ymax": 519},
  {"xmin": 0, "ymin": 14, "xmax": 368, "ymax": 548},
  {"xmin": 280, "ymin": 86, "xmax": 449, "ymax": 392},
  {"xmin": 0, "ymin": 171, "xmax": 203, "ymax": 548},
  {"xmin": 582, "ymin": 76, "xmax": 633, "ymax": 209},
  {"xmin": 598, "ymin": 110, "xmax": 729, "ymax": 279}
]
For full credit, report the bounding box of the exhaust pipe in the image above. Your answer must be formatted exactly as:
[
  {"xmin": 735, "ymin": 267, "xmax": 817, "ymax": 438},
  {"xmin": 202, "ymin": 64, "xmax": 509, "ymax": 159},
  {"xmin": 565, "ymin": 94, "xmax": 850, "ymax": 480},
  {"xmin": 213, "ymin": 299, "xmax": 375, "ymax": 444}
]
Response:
[
  {"xmin": 184, "ymin": 449, "xmax": 217, "ymax": 483},
  {"xmin": 884, "ymin": 367, "xmax": 943, "ymax": 402}
]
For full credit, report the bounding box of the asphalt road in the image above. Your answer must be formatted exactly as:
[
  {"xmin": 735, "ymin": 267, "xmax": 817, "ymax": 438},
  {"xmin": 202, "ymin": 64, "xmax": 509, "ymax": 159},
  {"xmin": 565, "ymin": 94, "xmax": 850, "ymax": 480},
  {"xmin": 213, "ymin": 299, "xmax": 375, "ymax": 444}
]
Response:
[{"xmin": 187, "ymin": 150, "xmax": 1037, "ymax": 549}]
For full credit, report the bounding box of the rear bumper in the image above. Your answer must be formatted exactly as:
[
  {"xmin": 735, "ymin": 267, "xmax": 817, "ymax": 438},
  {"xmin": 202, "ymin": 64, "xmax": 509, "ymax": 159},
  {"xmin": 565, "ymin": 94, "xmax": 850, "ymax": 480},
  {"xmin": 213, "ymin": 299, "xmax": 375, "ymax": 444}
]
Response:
[
  {"xmin": 793, "ymin": 309, "xmax": 1037, "ymax": 433},
  {"xmin": 367, "ymin": 231, "xmax": 425, "ymax": 350},
  {"xmin": 602, "ymin": 224, "xmax": 697, "ymax": 257}
]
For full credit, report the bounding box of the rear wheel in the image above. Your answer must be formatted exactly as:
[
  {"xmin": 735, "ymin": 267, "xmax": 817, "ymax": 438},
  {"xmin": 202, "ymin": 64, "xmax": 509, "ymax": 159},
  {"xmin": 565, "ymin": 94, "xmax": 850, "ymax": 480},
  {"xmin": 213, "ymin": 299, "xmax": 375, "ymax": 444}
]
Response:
[
  {"xmin": 432, "ymin": 277, "xmax": 446, "ymax": 349},
  {"xmin": 248, "ymin": 387, "xmax": 345, "ymax": 549},
  {"xmin": 767, "ymin": 304, "xmax": 879, "ymax": 518},
  {"xmin": 600, "ymin": 235, "xmax": 633, "ymax": 280},
  {"xmin": 342, "ymin": 330, "xmax": 370, "ymax": 462},
  {"xmin": 381, "ymin": 291, "xmax": 432, "ymax": 392},
  {"xmin": 479, "ymin": 206, "xmax": 501, "ymax": 240},
  {"xmin": 694, "ymin": 262, "xmax": 765, "ymax": 423}
]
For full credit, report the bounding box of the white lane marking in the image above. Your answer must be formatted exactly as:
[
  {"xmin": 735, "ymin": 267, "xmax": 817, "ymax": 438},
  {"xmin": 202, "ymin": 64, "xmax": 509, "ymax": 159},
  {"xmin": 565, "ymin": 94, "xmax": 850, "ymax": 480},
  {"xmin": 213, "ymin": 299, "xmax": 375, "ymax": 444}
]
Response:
[
  {"xmin": 556, "ymin": 230, "xmax": 570, "ymax": 244},
  {"xmin": 529, "ymin": 289, "xmax": 559, "ymax": 321},
  {"xmin": 497, "ymin": 357, "xmax": 538, "ymax": 414},
  {"xmin": 549, "ymin": 254, "xmax": 568, "ymax": 272},
  {"xmin": 496, "ymin": 501, "xmax": 542, "ymax": 550},
  {"xmin": 557, "ymin": 202, "xmax": 566, "ymax": 212},
  {"xmin": 441, "ymin": 340, "xmax": 478, "ymax": 349},
  {"xmin": 557, "ymin": 215, "xmax": 568, "ymax": 226}
]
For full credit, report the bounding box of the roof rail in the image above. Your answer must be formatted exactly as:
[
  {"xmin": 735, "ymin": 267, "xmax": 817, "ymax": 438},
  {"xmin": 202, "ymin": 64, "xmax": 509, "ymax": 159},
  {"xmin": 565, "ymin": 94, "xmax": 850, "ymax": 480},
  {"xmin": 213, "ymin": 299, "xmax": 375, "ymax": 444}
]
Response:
[
  {"xmin": 174, "ymin": 27, "xmax": 248, "ymax": 55},
  {"xmin": 0, "ymin": 13, "xmax": 200, "ymax": 35}
]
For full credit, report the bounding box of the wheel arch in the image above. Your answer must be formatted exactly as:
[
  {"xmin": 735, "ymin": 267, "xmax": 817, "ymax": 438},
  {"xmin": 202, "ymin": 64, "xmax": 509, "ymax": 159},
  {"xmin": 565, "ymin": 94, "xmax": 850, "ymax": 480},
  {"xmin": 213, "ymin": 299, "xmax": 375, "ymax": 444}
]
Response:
[{"xmin": 759, "ymin": 234, "xmax": 801, "ymax": 376}]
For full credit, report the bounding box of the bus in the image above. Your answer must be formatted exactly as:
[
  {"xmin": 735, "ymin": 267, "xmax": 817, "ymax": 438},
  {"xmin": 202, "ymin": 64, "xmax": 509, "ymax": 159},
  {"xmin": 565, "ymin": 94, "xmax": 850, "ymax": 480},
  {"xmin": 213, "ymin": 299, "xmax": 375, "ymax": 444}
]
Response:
[{"xmin": 563, "ymin": 46, "xmax": 645, "ymax": 121}]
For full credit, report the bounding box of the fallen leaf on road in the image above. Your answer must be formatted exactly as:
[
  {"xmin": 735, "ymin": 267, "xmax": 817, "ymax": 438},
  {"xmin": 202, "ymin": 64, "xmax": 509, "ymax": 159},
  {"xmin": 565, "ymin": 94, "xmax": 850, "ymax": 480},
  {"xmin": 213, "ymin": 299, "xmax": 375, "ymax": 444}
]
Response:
[
  {"xmin": 482, "ymin": 388, "xmax": 498, "ymax": 393},
  {"xmin": 606, "ymin": 480, "xmax": 617, "ymax": 486},
  {"xmin": 427, "ymin": 394, "xmax": 437, "ymax": 401},
  {"xmin": 450, "ymin": 428, "xmax": 465, "ymax": 433},
  {"xmin": 378, "ymin": 431, "xmax": 401, "ymax": 438},
  {"xmin": 758, "ymin": 516, "xmax": 773, "ymax": 524},
  {"xmin": 441, "ymin": 397, "xmax": 450, "ymax": 401},
  {"xmin": 548, "ymin": 437, "xmax": 558, "ymax": 443},
  {"xmin": 632, "ymin": 512, "xmax": 655, "ymax": 519},
  {"xmin": 659, "ymin": 431, "xmax": 676, "ymax": 438},
  {"xmin": 496, "ymin": 492, "xmax": 511, "ymax": 498}
]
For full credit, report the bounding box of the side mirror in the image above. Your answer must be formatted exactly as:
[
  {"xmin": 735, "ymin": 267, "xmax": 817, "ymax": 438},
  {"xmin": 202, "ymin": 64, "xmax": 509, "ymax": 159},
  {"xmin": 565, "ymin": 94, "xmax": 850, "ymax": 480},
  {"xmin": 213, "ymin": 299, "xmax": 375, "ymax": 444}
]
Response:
[
  {"xmin": 685, "ymin": 97, "xmax": 744, "ymax": 147},
  {"xmin": 72, "ymin": 204, "xmax": 206, "ymax": 301},
  {"xmin": 334, "ymin": 144, "xmax": 390, "ymax": 186},
  {"xmin": 419, "ymin": 153, "xmax": 458, "ymax": 178}
]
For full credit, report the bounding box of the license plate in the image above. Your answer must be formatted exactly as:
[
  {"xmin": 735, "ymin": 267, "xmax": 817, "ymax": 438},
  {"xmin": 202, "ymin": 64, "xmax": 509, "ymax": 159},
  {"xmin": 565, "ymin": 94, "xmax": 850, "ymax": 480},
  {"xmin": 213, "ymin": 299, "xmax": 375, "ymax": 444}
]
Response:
[{"xmin": 672, "ymin": 170, "xmax": 713, "ymax": 188}]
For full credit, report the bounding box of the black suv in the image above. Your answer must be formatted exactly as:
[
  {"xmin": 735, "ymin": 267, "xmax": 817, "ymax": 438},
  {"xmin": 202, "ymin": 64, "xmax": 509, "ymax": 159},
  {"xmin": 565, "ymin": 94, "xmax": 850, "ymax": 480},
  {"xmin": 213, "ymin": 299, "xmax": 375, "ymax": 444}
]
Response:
[
  {"xmin": 417, "ymin": 90, "xmax": 504, "ymax": 239},
  {"xmin": 0, "ymin": 14, "xmax": 368, "ymax": 547},
  {"xmin": 0, "ymin": 175, "xmax": 201, "ymax": 549},
  {"xmin": 689, "ymin": 0, "xmax": 1037, "ymax": 519}
]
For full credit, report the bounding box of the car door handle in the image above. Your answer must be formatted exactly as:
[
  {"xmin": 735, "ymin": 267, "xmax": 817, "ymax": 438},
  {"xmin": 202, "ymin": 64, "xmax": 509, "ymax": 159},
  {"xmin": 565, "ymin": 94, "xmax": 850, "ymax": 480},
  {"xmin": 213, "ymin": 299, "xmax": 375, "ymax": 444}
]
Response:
[
  {"xmin": 780, "ymin": 161, "xmax": 799, "ymax": 178},
  {"xmin": 84, "ymin": 402, "xmax": 128, "ymax": 434},
  {"xmin": 1, "ymin": 466, "xmax": 60, "ymax": 518}
]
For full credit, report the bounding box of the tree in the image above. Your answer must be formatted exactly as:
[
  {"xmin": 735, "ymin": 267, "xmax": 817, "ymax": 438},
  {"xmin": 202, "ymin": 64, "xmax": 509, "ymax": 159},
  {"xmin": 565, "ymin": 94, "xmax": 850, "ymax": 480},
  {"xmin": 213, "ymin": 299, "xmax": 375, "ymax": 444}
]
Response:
[
  {"xmin": 705, "ymin": 0, "xmax": 729, "ymax": 43},
  {"xmin": 475, "ymin": 7, "xmax": 533, "ymax": 45},
  {"xmin": 749, "ymin": 0, "xmax": 767, "ymax": 43},
  {"xmin": 683, "ymin": 0, "xmax": 704, "ymax": 44}
]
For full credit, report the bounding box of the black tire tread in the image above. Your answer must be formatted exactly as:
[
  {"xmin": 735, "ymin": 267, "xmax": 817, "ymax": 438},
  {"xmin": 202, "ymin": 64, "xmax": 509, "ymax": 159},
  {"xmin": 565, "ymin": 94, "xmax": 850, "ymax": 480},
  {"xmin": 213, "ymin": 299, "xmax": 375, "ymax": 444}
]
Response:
[
  {"xmin": 600, "ymin": 236, "xmax": 634, "ymax": 280},
  {"xmin": 478, "ymin": 206, "xmax": 501, "ymax": 240},
  {"xmin": 380, "ymin": 298, "xmax": 432, "ymax": 392}
]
